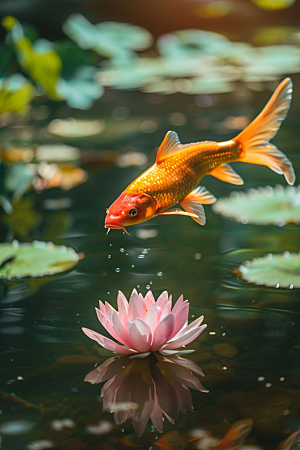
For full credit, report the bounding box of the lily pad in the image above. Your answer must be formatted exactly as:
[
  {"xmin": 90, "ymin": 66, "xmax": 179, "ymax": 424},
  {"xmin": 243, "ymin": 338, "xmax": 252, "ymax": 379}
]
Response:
[
  {"xmin": 63, "ymin": 14, "xmax": 153, "ymax": 64},
  {"xmin": 0, "ymin": 241, "xmax": 79, "ymax": 280},
  {"xmin": 239, "ymin": 252, "xmax": 300, "ymax": 288},
  {"xmin": 213, "ymin": 185, "xmax": 300, "ymax": 226},
  {"xmin": 56, "ymin": 66, "xmax": 104, "ymax": 110}
]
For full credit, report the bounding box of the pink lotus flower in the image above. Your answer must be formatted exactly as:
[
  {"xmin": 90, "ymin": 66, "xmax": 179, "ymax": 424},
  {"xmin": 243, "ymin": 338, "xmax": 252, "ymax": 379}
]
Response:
[{"xmin": 82, "ymin": 289, "xmax": 207, "ymax": 356}]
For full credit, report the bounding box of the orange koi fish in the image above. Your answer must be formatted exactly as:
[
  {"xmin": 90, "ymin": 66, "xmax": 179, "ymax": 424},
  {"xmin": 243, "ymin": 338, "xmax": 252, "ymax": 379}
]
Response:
[{"xmin": 105, "ymin": 78, "xmax": 295, "ymax": 234}]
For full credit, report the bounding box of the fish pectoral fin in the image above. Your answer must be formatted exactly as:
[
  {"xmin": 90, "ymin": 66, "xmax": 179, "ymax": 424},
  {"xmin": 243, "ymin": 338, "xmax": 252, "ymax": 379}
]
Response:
[
  {"xmin": 155, "ymin": 208, "xmax": 198, "ymax": 218},
  {"xmin": 210, "ymin": 164, "xmax": 244, "ymax": 185},
  {"xmin": 180, "ymin": 186, "xmax": 216, "ymax": 225},
  {"xmin": 193, "ymin": 186, "xmax": 217, "ymax": 204}
]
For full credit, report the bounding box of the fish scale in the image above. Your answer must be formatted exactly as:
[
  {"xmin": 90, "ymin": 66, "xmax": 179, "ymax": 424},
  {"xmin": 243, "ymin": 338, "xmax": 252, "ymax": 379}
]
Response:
[{"xmin": 125, "ymin": 140, "xmax": 242, "ymax": 210}]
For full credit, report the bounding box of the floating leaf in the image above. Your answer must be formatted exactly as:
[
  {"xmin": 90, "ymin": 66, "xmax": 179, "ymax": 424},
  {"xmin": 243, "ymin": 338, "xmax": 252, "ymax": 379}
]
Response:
[
  {"xmin": 97, "ymin": 26, "xmax": 300, "ymax": 92},
  {"xmin": 63, "ymin": 14, "xmax": 153, "ymax": 64},
  {"xmin": 0, "ymin": 241, "xmax": 79, "ymax": 280},
  {"xmin": 56, "ymin": 66, "xmax": 104, "ymax": 110},
  {"xmin": 157, "ymin": 29, "xmax": 232, "ymax": 59},
  {"xmin": 48, "ymin": 118, "xmax": 106, "ymax": 138},
  {"xmin": 0, "ymin": 74, "xmax": 34, "ymax": 114},
  {"xmin": 213, "ymin": 185, "xmax": 300, "ymax": 226},
  {"xmin": 239, "ymin": 252, "xmax": 300, "ymax": 288},
  {"xmin": 35, "ymin": 144, "xmax": 81, "ymax": 162}
]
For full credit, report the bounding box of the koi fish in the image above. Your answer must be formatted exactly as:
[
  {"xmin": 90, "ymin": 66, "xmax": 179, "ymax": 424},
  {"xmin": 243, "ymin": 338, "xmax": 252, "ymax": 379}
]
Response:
[{"xmin": 105, "ymin": 78, "xmax": 295, "ymax": 234}]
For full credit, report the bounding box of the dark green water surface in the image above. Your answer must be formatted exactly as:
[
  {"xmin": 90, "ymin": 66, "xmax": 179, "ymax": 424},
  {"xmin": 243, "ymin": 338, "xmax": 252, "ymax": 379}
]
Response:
[{"xmin": 1, "ymin": 78, "xmax": 300, "ymax": 450}]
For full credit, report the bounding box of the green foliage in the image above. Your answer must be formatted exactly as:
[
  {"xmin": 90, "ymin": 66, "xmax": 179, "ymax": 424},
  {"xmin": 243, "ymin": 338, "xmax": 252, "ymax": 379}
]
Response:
[
  {"xmin": 0, "ymin": 240, "xmax": 79, "ymax": 280},
  {"xmin": 239, "ymin": 252, "xmax": 300, "ymax": 288}
]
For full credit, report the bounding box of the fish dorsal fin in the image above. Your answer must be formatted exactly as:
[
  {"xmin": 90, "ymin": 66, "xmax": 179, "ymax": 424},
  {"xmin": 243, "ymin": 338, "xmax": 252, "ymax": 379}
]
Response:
[
  {"xmin": 156, "ymin": 131, "xmax": 182, "ymax": 163},
  {"xmin": 210, "ymin": 164, "xmax": 244, "ymax": 185}
]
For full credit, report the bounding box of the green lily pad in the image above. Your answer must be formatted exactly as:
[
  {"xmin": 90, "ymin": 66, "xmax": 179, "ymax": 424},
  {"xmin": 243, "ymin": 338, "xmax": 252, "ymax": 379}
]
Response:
[
  {"xmin": 213, "ymin": 185, "xmax": 300, "ymax": 226},
  {"xmin": 239, "ymin": 252, "xmax": 300, "ymax": 288},
  {"xmin": 0, "ymin": 241, "xmax": 79, "ymax": 280},
  {"xmin": 63, "ymin": 14, "xmax": 153, "ymax": 64}
]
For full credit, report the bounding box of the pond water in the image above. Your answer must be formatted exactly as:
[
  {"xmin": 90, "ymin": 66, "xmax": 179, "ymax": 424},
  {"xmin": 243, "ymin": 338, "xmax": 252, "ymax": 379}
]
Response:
[{"xmin": 1, "ymin": 75, "xmax": 300, "ymax": 450}]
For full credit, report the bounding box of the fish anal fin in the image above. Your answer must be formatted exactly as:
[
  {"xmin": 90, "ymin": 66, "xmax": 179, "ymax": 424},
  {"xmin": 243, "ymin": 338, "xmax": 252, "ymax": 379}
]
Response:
[
  {"xmin": 156, "ymin": 131, "xmax": 182, "ymax": 164},
  {"xmin": 180, "ymin": 186, "xmax": 216, "ymax": 225},
  {"xmin": 210, "ymin": 164, "xmax": 244, "ymax": 185}
]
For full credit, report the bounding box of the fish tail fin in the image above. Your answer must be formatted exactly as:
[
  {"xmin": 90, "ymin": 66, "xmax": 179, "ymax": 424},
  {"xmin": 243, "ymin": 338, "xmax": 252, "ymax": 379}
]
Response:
[{"xmin": 235, "ymin": 77, "xmax": 295, "ymax": 185}]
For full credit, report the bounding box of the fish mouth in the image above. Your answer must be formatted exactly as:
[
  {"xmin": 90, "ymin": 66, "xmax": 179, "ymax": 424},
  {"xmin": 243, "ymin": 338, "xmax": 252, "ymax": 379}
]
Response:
[{"xmin": 104, "ymin": 224, "xmax": 130, "ymax": 235}]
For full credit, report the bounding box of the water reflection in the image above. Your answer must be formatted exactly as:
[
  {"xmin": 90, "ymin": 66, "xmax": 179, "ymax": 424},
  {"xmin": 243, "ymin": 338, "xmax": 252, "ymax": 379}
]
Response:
[{"xmin": 84, "ymin": 352, "xmax": 207, "ymax": 436}]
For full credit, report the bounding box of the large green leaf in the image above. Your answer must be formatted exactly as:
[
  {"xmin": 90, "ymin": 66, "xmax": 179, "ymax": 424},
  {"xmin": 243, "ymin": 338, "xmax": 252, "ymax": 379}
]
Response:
[
  {"xmin": 239, "ymin": 252, "xmax": 300, "ymax": 288},
  {"xmin": 0, "ymin": 241, "xmax": 79, "ymax": 280},
  {"xmin": 213, "ymin": 185, "xmax": 300, "ymax": 226}
]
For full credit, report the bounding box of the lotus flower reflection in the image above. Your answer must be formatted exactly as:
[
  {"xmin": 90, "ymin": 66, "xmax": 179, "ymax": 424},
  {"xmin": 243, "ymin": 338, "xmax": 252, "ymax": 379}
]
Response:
[
  {"xmin": 82, "ymin": 290, "xmax": 207, "ymax": 356},
  {"xmin": 85, "ymin": 352, "xmax": 208, "ymax": 436}
]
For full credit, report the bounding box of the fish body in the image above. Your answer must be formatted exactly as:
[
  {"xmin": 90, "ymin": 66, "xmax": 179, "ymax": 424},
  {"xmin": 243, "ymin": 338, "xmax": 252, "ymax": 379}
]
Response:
[
  {"xmin": 105, "ymin": 78, "xmax": 295, "ymax": 234},
  {"xmin": 125, "ymin": 139, "xmax": 241, "ymax": 211}
]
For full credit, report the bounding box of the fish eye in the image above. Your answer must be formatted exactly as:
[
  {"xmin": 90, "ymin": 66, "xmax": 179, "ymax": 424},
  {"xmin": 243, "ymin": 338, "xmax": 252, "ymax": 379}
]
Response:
[{"xmin": 128, "ymin": 208, "xmax": 137, "ymax": 217}]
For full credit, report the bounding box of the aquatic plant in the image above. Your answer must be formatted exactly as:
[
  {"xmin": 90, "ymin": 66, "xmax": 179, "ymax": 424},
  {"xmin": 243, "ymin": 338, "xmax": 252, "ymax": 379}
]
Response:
[
  {"xmin": 0, "ymin": 74, "xmax": 34, "ymax": 114},
  {"xmin": 1, "ymin": 16, "xmax": 103, "ymax": 110},
  {"xmin": 238, "ymin": 251, "xmax": 300, "ymax": 288},
  {"xmin": 63, "ymin": 14, "xmax": 153, "ymax": 65},
  {"xmin": 0, "ymin": 240, "xmax": 80, "ymax": 280},
  {"xmin": 82, "ymin": 290, "xmax": 207, "ymax": 356},
  {"xmin": 85, "ymin": 352, "xmax": 207, "ymax": 436},
  {"xmin": 213, "ymin": 185, "xmax": 300, "ymax": 226}
]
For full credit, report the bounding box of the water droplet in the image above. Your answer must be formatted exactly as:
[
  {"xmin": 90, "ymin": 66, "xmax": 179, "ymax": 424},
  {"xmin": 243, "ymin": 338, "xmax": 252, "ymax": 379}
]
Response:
[
  {"xmin": 149, "ymin": 281, "xmax": 153, "ymax": 284},
  {"xmin": 109, "ymin": 243, "xmax": 112, "ymax": 246},
  {"xmin": 146, "ymin": 285, "xmax": 151, "ymax": 289},
  {"xmin": 289, "ymin": 284, "xmax": 294, "ymax": 289},
  {"xmin": 131, "ymin": 264, "xmax": 135, "ymax": 268},
  {"xmin": 275, "ymin": 283, "xmax": 280, "ymax": 288},
  {"xmin": 257, "ymin": 376, "xmax": 265, "ymax": 381},
  {"xmin": 108, "ymin": 255, "xmax": 111, "ymax": 259},
  {"xmin": 138, "ymin": 254, "xmax": 145, "ymax": 259},
  {"xmin": 107, "ymin": 292, "xmax": 110, "ymax": 295},
  {"xmin": 279, "ymin": 377, "xmax": 285, "ymax": 382},
  {"xmin": 265, "ymin": 383, "xmax": 272, "ymax": 388},
  {"xmin": 142, "ymin": 249, "xmax": 148, "ymax": 254},
  {"xmin": 120, "ymin": 248, "xmax": 125, "ymax": 253},
  {"xmin": 137, "ymin": 285, "xmax": 140, "ymax": 288},
  {"xmin": 115, "ymin": 268, "xmax": 121, "ymax": 273},
  {"xmin": 222, "ymin": 332, "xmax": 226, "ymax": 336},
  {"xmin": 223, "ymin": 366, "xmax": 227, "ymax": 370},
  {"xmin": 157, "ymin": 271, "xmax": 163, "ymax": 277}
]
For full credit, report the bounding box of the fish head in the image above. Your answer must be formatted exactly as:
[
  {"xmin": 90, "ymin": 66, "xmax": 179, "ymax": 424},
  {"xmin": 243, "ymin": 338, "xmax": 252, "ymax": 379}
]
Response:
[{"xmin": 105, "ymin": 192, "xmax": 157, "ymax": 234}]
